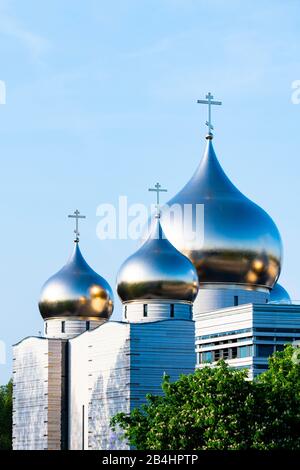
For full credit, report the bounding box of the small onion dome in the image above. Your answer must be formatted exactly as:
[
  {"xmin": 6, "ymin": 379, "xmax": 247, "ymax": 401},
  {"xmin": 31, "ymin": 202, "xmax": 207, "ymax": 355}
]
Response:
[
  {"xmin": 117, "ymin": 215, "xmax": 199, "ymax": 303},
  {"xmin": 160, "ymin": 137, "xmax": 282, "ymax": 289},
  {"xmin": 39, "ymin": 242, "xmax": 114, "ymax": 321},
  {"xmin": 269, "ymin": 283, "xmax": 291, "ymax": 304}
]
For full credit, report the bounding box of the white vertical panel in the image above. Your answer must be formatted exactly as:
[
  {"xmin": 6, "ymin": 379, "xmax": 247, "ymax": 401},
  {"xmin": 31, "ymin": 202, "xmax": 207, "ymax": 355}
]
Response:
[
  {"xmin": 69, "ymin": 322, "xmax": 130, "ymax": 450},
  {"xmin": 13, "ymin": 337, "xmax": 67, "ymax": 450},
  {"xmin": 13, "ymin": 338, "xmax": 49, "ymax": 450},
  {"xmin": 69, "ymin": 319, "xmax": 195, "ymax": 450}
]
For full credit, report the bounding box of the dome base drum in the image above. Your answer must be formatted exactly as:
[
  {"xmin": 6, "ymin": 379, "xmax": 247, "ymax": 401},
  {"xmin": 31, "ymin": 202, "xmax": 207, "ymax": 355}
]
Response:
[
  {"xmin": 122, "ymin": 300, "xmax": 193, "ymax": 323},
  {"xmin": 44, "ymin": 318, "xmax": 105, "ymax": 339},
  {"xmin": 193, "ymin": 284, "xmax": 270, "ymax": 317}
]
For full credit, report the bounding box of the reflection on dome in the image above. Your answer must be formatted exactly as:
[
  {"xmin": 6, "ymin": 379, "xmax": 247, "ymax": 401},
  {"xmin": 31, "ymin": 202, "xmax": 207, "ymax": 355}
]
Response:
[
  {"xmin": 160, "ymin": 137, "xmax": 282, "ymax": 289},
  {"xmin": 269, "ymin": 283, "xmax": 291, "ymax": 304},
  {"xmin": 39, "ymin": 242, "xmax": 114, "ymax": 320},
  {"xmin": 117, "ymin": 216, "xmax": 199, "ymax": 303}
]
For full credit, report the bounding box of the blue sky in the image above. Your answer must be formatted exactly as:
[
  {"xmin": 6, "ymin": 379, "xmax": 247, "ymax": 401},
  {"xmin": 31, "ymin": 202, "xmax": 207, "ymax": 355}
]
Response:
[{"xmin": 0, "ymin": 0, "xmax": 300, "ymax": 383}]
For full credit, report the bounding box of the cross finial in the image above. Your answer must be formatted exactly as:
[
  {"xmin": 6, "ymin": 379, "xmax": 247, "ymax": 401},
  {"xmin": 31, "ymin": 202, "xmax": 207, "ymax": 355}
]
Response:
[
  {"xmin": 197, "ymin": 92, "xmax": 222, "ymax": 138},
  {"xmin": 148, "ymin": 182, "xmax": 167, "ymax": 218},
  {"xmin": 68, "ymin": 209, "xmax": 86, "ymax": 242}
]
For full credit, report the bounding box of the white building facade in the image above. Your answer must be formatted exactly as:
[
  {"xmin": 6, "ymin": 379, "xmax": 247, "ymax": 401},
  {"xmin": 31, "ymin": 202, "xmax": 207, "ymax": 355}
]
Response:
[{"xmin": 195, "ymin": 302, "xmax": 300, "ymax": 379}]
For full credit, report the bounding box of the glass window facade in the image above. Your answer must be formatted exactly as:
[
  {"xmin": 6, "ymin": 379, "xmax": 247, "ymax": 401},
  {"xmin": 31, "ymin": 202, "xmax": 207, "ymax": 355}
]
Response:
[
  {"xmin": 196, "ymin": 328, "xmax": 252, "ymax": 341},
  {"xmin": 201, "ymin": 351, "xmax": 213, "ymax": 363},
  {"xmin": 197, "ymin": 345, "xmax": 253, "ymax": 364},
  {"xmin": 238, "ymin": 345, "xmax": 252, "ymax": 358}
]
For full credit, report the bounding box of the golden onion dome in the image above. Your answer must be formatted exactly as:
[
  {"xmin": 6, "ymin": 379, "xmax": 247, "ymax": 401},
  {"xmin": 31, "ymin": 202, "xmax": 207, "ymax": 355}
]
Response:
[
  {"xmin": 117, "ymin": 215, "xmax": 199, "ymax": 303},
  {"xmin": 39, "ymin": 242, "xmax": 114, "ymax": 321},
  {"xmin": 269, "ymin": 283, "xmax": 291, "ymax": 304},
  {"xmin": 160, "ymin": 136, "xmax": 282, "ymax": 289}
]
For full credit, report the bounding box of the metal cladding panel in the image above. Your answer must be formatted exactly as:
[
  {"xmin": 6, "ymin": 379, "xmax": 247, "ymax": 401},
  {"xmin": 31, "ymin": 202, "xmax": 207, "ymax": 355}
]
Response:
[
  {"xmin": 69, "ymin": 322, "xmax": 130, "ymax": 450},
  {"xmin": 13, "ymin": 337, "xmax": 66, "ymax": 450},
  {"xmin": 48, "ymin": 340, "xmax": 68, "ymax": 450},
  {"xmin": 193, "ymin": 288, "xmax": 268, "ymax": 318},
  {"xmin": 253, "ymin": 304, "xmax": 300, "ymax": 329},
  {"xmin": 130, "ymin": 320, "xmax": 195, "ymax": 406}
]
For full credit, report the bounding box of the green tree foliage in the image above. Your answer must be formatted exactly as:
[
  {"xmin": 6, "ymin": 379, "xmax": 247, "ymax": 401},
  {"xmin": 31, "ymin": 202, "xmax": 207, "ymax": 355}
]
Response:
[
  {"xmin": 0, "ymin": 380, "xmax": 12, "ymax": 450},
  {"xmin": 111, "ymin": 345, "xmax": 300, "ymax": 450}
]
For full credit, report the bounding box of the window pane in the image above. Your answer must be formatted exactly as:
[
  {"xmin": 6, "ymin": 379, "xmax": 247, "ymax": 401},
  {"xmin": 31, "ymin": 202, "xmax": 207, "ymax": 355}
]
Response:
[
  {"xmin": 238, "ymin": 345, "xmax": 253, "ymax": 358},
  {"xmin": 143, "ymin": 304, "xmax": 148, "ymax": 317},
  {"xmin": 257, "ymin": 344, "xmax": 274, "ymax": 357},
  {"xmin": 202, "ymin": 351, "xmax": 212, "ymax": 363},
  {"xmin": 231, "ymin": 347, "xmax": 238, "ymax": 359}
]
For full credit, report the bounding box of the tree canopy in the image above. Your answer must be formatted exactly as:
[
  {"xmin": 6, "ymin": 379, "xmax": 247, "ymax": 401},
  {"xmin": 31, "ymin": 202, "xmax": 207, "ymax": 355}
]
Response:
[
  {"xmin": 0, "ymin": 380, "xmax": 12, "ymax": 450},
  {"xmin": 111, "ymin": 345, "xmax": 300, "ymax": 450}
]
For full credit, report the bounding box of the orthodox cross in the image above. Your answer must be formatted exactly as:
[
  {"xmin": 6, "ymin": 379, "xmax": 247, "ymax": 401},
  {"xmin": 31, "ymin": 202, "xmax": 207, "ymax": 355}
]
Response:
[
  {"xmin": 148, "ymin": 182, "xmax": 167, "ymax": 217},
  {"xmin": 197, "ymin": 92, "xmax": 222, "ymax": 136},
  {"xmin": 68, "ymin": 209, "xmax": 86, "ymax": 242}
]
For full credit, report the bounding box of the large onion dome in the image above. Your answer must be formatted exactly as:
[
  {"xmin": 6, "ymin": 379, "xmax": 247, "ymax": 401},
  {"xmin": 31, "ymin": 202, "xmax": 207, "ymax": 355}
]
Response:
[
  {"xmin": 39, "ymin": 241, "xmax": 114, "ymax": 321},
  {"xmin": 160, "ymin": 136, "xmax": 282, "ymax": 289},
  {"xmin": 269, "ymin": 283, "xmax": 291, "ymax": 304},
  {"xmin": 117, "ymin": 215, "xmax": 199, "ymax": 303}
]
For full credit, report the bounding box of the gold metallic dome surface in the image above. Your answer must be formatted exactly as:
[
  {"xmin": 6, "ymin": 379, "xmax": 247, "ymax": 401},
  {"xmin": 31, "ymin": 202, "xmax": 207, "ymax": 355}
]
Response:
[
  {"xmin": 117, "ymin": 216, "xmax": 199, "ymax": 303},
  {"xmin": 270, "ymin": 283, "xmax": 291, "ymax": 304},
  {"xmin": 39, "ymin": 242, "xmax": 114, "ymax": 320},
  {"xmin": 160, "ymin": 137, "xmax": 282, "ymax": 288}
]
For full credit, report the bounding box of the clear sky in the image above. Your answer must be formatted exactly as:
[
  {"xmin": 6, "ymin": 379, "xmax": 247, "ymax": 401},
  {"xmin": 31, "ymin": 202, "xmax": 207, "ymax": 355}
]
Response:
[{"xmin": 0, "ymin": 0, "xmax": 300, "ymax": 383}]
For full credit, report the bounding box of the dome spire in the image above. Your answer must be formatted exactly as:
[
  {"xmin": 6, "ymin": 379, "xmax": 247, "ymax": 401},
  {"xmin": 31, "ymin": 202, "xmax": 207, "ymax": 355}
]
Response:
[
  {"xmin": 160, "ymin": 111, "xmax": 282, "ymax": 288},
  {"xmin": 148, "ymin": 182, "xmax": 167, "ymax": 218},
  {"xmin": 68, "ymin": 209, "xmax": 86, "ymax": 243},
  {"xmin": 117, "ymin": 183, "xmax": 199, "ymax": 305},
  {"xmin": 197, "ymin": 92, "xmax": 222, "ymax": 139},
  {"xmin": 39, "ymin": 211, "xmax": 114, "ymax": 323}
]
